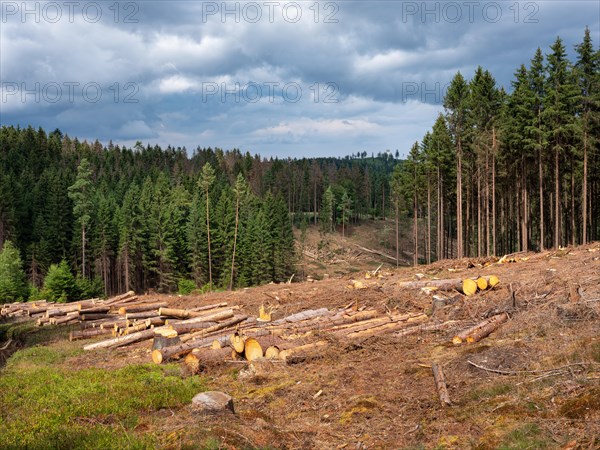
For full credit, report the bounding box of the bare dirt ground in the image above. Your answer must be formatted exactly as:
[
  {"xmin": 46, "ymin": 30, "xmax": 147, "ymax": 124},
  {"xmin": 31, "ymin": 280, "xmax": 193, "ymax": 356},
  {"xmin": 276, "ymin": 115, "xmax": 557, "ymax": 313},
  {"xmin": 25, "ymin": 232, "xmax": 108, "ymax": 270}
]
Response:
[{"xmin": 64, "ymin": 241, "xmax": 600, "ymax": 449}]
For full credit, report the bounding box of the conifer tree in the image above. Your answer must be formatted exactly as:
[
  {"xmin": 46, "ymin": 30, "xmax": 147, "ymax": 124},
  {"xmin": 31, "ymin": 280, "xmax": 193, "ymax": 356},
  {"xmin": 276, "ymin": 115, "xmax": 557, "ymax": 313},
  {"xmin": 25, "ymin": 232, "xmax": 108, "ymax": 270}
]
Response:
[
  {"xmin": 198, "ymin": 163, "xmax": 216, "ymax": 290},
  {"xmin": 68, "ymin": 158, "xmax": 94, "ymax": 277},
  {"xmin": 0, "ymin": 240, "xmax": 28, "ymax": 301}
]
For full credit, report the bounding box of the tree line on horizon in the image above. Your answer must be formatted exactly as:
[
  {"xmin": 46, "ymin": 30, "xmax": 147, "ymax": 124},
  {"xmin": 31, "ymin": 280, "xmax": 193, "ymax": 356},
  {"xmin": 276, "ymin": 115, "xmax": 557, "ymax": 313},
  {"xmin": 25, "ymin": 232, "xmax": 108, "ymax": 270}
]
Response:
[{"xmin": 0, "ymin": 28, "xmax": 598, "ymax": 301}]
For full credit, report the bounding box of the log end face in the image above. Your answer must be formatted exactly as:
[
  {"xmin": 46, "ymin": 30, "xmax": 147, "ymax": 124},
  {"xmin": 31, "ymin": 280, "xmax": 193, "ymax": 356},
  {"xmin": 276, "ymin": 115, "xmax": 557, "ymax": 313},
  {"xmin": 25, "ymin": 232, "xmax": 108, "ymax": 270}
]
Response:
[{"xmin": 151, "ymin": 349, "xmax": 163, "ymax": 364}]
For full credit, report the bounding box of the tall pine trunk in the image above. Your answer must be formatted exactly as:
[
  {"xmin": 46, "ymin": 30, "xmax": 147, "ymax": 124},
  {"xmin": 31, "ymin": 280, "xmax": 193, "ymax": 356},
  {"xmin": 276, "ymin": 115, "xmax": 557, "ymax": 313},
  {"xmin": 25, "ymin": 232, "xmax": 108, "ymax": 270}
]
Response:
[
  {"xmin": 229, "ymin": 196, "xmax": 240, "ymax": 291},
  {"xmin": 554, "ymin": 147, "xmax": 560, "ymax": 249}
]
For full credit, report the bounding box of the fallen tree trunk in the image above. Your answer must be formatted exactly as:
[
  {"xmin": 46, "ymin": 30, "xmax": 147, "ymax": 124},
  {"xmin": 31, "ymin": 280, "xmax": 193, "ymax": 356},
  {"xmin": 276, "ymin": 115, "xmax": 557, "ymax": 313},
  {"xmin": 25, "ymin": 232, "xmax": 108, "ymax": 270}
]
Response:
[
  {"xmin": 352, "ymin": 243, "xmax": 399, "ymax": 263},
  {"xmin": 341, "ymin": 314, "xmax": 429, "ymax": 340},
  {"xmin": 118, "ymin": 302, "xmax": 168, "ymax": 315},
  {"xmin": 70, "ymin": 327, "xmax": 113, "ymax": 341},
  {"xmin": 452, "ymin": 313, "xmax": 509, "ymax": 344},
  {"xmin": 431, "ymin": 363, "xmax": 452, "ymax": 406},
  {"xmin": 162, "ymin": 308, "xmax": 235, "ymax": 324},
  {"xmin": 79, "ymin": 306, "xmax": 110, "ymax": 314},
  {"xmin": 125, "ymin": 311, "xmax": 160, "ymax": 320},
  {"xmin": 80, "ymin": 313, "xmax": 114, "ymax": 321},
  {"xmin": 83, "ymin": 328, "xmax": 156, "ymax": 351},
  {"xmin": 103, "ymin": 291, "xmax": 136, "ymax": 306},
  {"xmin": 179, "ymin": 316, "xmax": 248, "ymax": 343}
]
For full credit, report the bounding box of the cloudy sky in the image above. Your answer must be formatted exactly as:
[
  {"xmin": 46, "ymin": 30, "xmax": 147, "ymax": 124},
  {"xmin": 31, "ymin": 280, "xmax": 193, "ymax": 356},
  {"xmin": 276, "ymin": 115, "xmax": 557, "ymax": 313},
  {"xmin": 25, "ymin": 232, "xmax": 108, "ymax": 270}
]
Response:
[{"xmin": 1, "ymin": 1, "xmax": 598, "ymax": 158}]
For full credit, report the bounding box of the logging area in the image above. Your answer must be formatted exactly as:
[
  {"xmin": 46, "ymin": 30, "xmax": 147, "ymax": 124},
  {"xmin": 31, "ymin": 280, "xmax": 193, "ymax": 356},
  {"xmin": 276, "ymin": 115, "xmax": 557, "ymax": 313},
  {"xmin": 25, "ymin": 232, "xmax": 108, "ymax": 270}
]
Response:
[{"xmin": 1, "ymin": 242, "xmax": 600, "ymax": 449}]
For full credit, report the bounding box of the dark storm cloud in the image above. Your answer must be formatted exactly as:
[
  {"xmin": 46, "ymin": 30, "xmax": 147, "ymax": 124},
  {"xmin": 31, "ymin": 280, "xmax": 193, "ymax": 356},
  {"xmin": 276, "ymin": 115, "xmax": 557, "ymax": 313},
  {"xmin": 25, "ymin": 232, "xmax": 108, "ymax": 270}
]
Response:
[{"xmin": 1, "ymin": 1, "xmax": 598, "ymax": 157}]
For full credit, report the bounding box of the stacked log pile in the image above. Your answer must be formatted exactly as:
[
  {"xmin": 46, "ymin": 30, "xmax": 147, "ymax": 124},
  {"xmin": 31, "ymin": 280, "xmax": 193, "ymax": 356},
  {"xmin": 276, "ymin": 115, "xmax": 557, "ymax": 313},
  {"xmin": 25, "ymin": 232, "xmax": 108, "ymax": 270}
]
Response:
[{"xmin": 2, "ymin": 274, "xmax": 510, "ymax": 369}]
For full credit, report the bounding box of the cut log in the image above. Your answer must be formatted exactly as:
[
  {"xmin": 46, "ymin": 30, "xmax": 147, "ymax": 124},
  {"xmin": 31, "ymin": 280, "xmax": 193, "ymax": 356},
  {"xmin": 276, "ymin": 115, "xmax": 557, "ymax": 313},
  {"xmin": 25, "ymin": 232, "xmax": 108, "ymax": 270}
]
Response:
[
  {"xmin": 348, "ymin": 314, "xmax": 429, "ymax": 339},
  {"xmin": 70, "ymin": 327, "xmax": 113, "ymax": 341},
  {"xmin": 179, "ymin": 316, "xmax": 248, "ymax": 343},
  {"xmin": 265, "ymin": 345, "xmax": 280, "ymax": 359},
  {"xmin": 121, "ymin": 322, "xmax": 148, "ymax": 335},
  {"xmin": 104, "ymin": 290, "xmax": 136, "ymax": 305},
  {"xmin": 489, "ymin": 275, "xmax": 500, "ymax": 288},
  {"xmin": 452, "ymin": 313, "xmax": 509, "ymax": 344},
  {"xmin": 83, "ymin": 328, "xmax": 156, "ymax": 351},
  {"xmin": 145, "ymin": 317, "xmax": 166, "ymax": 327},
  {"xmin": 118, "ymin": 302, "xmax": 167, "ymax": 315},
  {"xmin": 166, "ymin": 321, "xmax": 219, "ymax": 334},
  {"xmin": 53, "ymin": 312, "xmax": 79, "ymax": 325},
  {"xmin": 79, "ymin": 306, "xmax": 110, "ymax": 314},
  {"xmin": 191, "ymin": 302, "xmax": 228, "ymax": 312},
  {"xmin": 152, "ymin": 334, "xmax": 181, "ymax": 351},
  {"xmin": 476, "ymin": 277, "xmax": 488, "ymax": 291},
  {"xmin": 462, "ymin": 279, "xmax": 478, "ymax": 296},
  {"xmin": 80, "ymin": 313, "xmax": 113, "ymax": 321},
  {"xmin": 244, "ymin": 338, "xmax": 263, "ymax": 361},
  {"xmin": 125, "ymin": 311, "xmax": 160, "ymax": 320},
  {"xmin": 159, "ymin": 306, "xmax": 229, "ymax": 320},
  {"xmin": 230, "ymin": 332, "xmax": 246, "ymax": 353},
  {"xmin": 467, "ymin": 313, "xmax": 509, "ymax": 343},
  {"xmin": 164, "ymin": 309, "xmax": 235, "ymax": 325},
  {"xmin": 431, "ymin": 363, "xmax": 452, "ymax": 406},
  {"xmin": 211, "ymin": 340, "xmax": 222, "ymax": 349},
  {"xmin": 151, "ymin": 334, "xmax": 231, "ymax": 364},
  {"xmin": 185, "ymin": 347, "xmax": 234, "ymax": 372}
]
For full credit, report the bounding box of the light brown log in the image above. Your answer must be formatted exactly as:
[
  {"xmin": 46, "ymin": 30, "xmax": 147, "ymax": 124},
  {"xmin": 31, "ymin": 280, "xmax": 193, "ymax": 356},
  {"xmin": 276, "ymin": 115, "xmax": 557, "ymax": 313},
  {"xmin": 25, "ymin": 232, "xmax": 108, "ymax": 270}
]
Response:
[
  {"xmin": 79, "ymin": 306, "xmax": 110, "ymax": 314},
  {"xmin": 163, "ymin": 308, "xmax": 235, "ymax": 324},
  {"xmin": 118, "ymin": 302, "xmax": 167, "ymax": 315},
  {"xmin": 121, "ymin": 322, "xmax": 148, "ymax": 335},
  {"xmin": 476, "ymin": 277, "xmax": 488, "ymax": 291},
  {"xmin": 184, "ymin": 347, "xmax": 233, "ymax": 372},
  {"xmin": 165, "ymin": 321, "xmax": 219, "ymax": 334},
  {"xmin": 462, "ymin": 279, "xmax": 478, "ymax": 296},
  {"xmin": 431, "ymin": 363, "xmax": 452, "ymax": 406},
  {"xmin": 103, "ymin": 291, "xmax": 135, "ymax": 305},
  {"xmin": 53, "ymin": 312, "xmax": 79, "ymax": 325},
  {"xmin": 46, "ymin": 304, "xmax": 80, "ymax": 317},
  {"xmin": 70, "ymin": 327, "xmax": 113, "ymax": 341},
  {"xmin": 341, "ymin": 314, "xmax": 429, "ymax": 339},
  {"xmin": 80, "ymin": 313, "xmax": 114, "ymax": 321},
  {"xmin": 99, "ymin": 320, "xmax": 127, "ymax": 330},
  {"xmin": 151, "ymin": 334, "xmax": 231, "ymax": 364},
  {"xmin": 83, "ymin": 328, "xmax": 156, "ymax": 350},
  {"xmin": 125, "ymin": 311, "xmax": 160, "ymax": 320},
  {"xmin": 452, "ymin": 313, "xmax": 509, "ymax": 344},
  {"xmin": 191, "ymin": 302, "xmax": 228, "ymax": 312},
  {"xmin": 179, "ymin": 315, "xmax": 248, "ymax": 343},
  {"xmin": 230, "ymin": 332, "xmax": 246, "ymax": 353},
  {"xmin": 466, "ymin": 313, "xmax": 509, "ymax": 343},
  {"xmin": 152, "ymin": 334, "xmax": 181, "ymax": 351},
  {"xmin": 159, "ymin": 306, "xmax": 228, "ymax": 320},
  {"xmin": 145, "ymin": 317, "xmax": 166, "ymax": 327},
  {"xmin": 244, "ymin": 338, "xmax": 263, "ymax": 361},
  {"xmin": 264, "ymin": 346, "xmax": 280, "ymax": 359}
]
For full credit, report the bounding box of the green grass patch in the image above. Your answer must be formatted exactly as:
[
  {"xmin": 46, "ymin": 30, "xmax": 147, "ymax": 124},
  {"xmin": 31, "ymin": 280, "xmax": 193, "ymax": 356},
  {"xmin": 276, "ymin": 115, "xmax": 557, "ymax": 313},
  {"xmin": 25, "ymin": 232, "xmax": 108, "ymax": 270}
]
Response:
[
  {"xmin": 496, "ymin": 423, "xmax": 551, "ymax": 449},
  {"xmin": 0, "ymin": 343, "xmax": 205, "ymax": 449}
]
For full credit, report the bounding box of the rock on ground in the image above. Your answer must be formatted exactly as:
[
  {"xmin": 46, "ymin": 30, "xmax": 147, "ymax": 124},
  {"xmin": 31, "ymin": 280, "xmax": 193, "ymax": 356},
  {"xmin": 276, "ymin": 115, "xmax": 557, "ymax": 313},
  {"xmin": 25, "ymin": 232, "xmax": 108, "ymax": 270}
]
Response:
[{"xmin": 191, "ymin": 391, "xmax": 234, "ymax": 414}]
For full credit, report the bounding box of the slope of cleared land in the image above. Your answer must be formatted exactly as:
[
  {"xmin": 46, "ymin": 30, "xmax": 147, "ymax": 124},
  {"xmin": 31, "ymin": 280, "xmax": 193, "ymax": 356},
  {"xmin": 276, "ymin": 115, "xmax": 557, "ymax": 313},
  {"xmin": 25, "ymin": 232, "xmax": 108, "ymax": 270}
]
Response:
[{"xmin": 1, "ymin": 241, "xmax": 599, "ymax": 449}]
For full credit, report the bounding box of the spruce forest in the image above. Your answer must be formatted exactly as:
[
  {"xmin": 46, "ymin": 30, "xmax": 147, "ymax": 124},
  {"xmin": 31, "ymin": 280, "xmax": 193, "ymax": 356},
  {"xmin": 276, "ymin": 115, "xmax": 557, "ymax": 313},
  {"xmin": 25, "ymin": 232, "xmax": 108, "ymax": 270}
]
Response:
[{"xmin": 0, "ymin": 30, "xmax": 598, "ymax": 302}]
